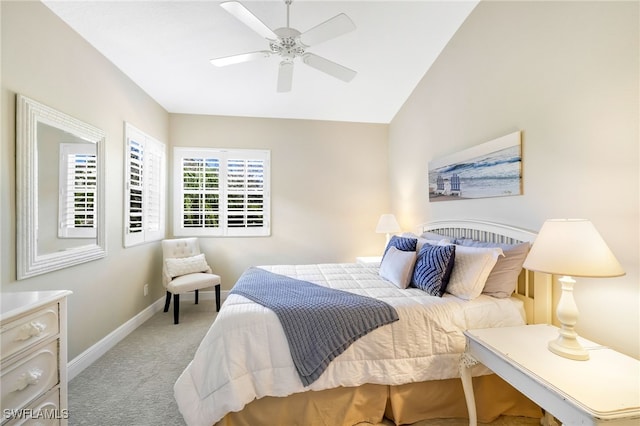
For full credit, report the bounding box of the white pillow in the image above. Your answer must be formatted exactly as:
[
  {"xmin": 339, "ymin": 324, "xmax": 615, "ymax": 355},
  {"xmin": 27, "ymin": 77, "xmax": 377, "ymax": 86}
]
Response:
[
  {"xmin": 445, "ymin": 245, "xmax": 504, "ymax": 300},
  {"xmin": 165, "ymin": 253, "xmax": 209, "ymax": 278},
  {"xmin": 379, "ymin": 246, "xmax": 417, "ymax": 289}
]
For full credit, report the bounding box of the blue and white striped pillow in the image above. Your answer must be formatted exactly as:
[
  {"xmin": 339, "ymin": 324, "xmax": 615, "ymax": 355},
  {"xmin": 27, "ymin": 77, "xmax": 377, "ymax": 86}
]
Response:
[
  {"xmin": 383, "ymin": 235, "xmax": 417, "ymax": 259},
  {"xmin": 411, "ymin": 244, "xmax": 456, "ymax": 297}
]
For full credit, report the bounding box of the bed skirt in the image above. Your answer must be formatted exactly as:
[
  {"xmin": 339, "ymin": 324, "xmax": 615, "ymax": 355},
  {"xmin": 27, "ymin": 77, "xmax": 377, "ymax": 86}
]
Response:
[{"xmin": 214, "ymin": 374, "xmax": 542, "ymax": 426}]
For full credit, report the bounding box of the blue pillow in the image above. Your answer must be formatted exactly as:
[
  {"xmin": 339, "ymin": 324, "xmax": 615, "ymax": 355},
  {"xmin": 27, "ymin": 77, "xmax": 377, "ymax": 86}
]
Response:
[
  {"xmin": 411, "ymin": 244, "xmax": 456, "ymax": 297},
  {"xmin": 383, "ymin": 235, "xmax": 417, "ymax": 259}
]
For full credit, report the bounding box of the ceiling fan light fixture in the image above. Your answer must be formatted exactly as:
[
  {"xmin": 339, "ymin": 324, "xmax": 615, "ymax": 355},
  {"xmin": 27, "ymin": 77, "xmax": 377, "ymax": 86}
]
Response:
[
  {"xmin": 270, "ymin": 28, "xmax": 305, "ymax": 58},
  {"xmin": 212, "ymin": 0, "xmax": 357, "ymax": 92}
]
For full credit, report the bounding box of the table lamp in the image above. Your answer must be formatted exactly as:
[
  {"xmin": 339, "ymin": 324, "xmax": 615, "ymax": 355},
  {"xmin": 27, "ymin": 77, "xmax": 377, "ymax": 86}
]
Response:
[
  {"xmin": 375, "ymin": 214, "xmax": 400, "ymax": 244},
  {"xmin": 523, "ymin": 219, "xmax": 625, "ymax": 360}
]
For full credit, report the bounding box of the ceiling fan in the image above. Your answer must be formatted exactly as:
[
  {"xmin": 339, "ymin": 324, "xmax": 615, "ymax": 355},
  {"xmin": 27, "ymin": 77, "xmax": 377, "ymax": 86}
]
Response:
[{"xmin": 211, "ymin": 0, "xmax": 357, "ymax": 92}]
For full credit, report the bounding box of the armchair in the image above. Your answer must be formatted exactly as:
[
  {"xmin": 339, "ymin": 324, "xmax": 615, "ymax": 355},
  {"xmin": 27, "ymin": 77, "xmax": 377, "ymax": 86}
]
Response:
[{"xmin": 161, "ymin": 238, "xmax": 221, "ymax": 324}]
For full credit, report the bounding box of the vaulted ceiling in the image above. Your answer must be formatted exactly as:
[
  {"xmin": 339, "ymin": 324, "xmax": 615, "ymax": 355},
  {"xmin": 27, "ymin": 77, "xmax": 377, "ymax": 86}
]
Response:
[{"xmin": 44, "ymin": 1, "xmax": 478, "ymax": 123}]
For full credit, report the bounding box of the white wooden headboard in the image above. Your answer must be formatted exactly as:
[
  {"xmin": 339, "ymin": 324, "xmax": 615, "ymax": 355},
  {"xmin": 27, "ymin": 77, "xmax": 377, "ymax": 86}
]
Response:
[{"xmin": 418, "ymin": 219, "xmax": 553, "ymax": 325}]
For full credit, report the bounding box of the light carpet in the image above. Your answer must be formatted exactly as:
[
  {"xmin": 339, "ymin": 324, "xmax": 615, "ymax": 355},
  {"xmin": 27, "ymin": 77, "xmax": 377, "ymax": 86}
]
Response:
[
  {"xmin": 69, "ymin": 299, "xmax": 215, "ymax": 425},
  {"xmin": 69, "ymin": 298, "xmax": 539, "ymax": 426}
]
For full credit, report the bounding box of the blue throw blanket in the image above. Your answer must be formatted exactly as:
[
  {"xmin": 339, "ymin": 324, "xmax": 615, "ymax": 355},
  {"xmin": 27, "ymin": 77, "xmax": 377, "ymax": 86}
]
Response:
[{"xmin": 230, "ymin": 267, "xmax": 399, "ymax": 386}]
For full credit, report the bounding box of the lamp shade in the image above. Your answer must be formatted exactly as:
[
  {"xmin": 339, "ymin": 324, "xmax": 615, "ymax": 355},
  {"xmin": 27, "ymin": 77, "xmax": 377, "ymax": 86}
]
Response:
[
  {"xmin": 523, "ymin": 219, "xmax": 625, "ymax": 278},
  {"xmin": 375, "ymin": 214, "xmax": 401, "ymax": 234}
]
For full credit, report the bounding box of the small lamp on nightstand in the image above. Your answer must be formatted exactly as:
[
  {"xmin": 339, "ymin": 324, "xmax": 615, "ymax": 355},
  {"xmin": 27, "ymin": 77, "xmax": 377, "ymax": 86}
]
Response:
[
  {"xmin": 523, "ymin": 219, "xmax": 625, "ymax": 361},
  {"xmin": 375, "ymin": 214, "xmax": 401, "ymax": 244}
]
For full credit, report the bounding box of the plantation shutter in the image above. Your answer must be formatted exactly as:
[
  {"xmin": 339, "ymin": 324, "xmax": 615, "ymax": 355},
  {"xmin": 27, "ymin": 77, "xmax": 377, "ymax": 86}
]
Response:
[
  {"xmin": 173, "ymin": 148, "xmax": 270, "ymax": 237},
  {"xmin": 180, "ymin": 155, "xmax": 222, "ymax": 235},
  {"xmin": 58, "ymin": 143, "xmax": 97, "ymax": 238},
  {"xmin": 124, "ymin": 123, "xmax": 166, "ymax": 247},
  {"xmin": 225, "ymin": 155, "xmax": 267, "ymax": 236},
  {"xmin": 127, "ymin": 138, "xmax": 144, "ymax": 241},
  {"xmin": 144, "ymin": 138, "xmax": 165, "ymax": 242}
]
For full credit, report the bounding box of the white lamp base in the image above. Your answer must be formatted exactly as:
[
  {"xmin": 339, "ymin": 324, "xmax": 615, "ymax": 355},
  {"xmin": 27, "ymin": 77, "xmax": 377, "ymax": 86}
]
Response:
[
  {"xmin": 548, "ymin": 335, "xmax": 589, "ymax": 361},
  {"xmin": 548, "ymin": 275, "xmax": 589, "ymax": 361}
]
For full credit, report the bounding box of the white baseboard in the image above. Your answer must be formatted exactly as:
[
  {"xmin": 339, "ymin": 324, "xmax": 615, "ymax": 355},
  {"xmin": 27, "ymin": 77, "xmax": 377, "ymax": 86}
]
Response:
[
  {"xmin": 67, "ymin": 296, "xmax": 165, "ymax": 381},
  {"xmin": 67, "ymin": 289, "xmax": 228, "ymax": 381}
]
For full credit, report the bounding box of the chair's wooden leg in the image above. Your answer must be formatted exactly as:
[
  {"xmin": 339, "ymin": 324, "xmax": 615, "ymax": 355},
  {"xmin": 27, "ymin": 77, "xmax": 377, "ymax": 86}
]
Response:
[
  {"xmin": 195, "ymin": 289, "xmax": 199, "ymax": 305},
  {"xmin": 163, "ymin": 291, "xmax": 171, "ymax": 312},
  {"xmin": 173, "ymin": 294, "xmax": 180, "ymax": 324},
  {"xmin": 215, "ymin": 284, "xmax": 221, "ymax": 312}
]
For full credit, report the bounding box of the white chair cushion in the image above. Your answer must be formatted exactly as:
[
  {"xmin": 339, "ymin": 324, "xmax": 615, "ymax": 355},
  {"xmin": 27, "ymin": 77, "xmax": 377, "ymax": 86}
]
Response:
[
  {"xmin": 165, "ymin": 253, "xmax": 209, "ymax": 278},
  {"xmin": 166, "ymin": 272, "xmax": 221, "ymax": 294}
]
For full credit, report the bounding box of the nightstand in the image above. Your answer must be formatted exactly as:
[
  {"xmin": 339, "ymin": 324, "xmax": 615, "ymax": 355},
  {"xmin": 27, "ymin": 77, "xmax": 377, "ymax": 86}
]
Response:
[
  {"xmin": 460, "ymin": 324, "xmax": 640, "ymax": 426},
  {"xmin": 356, "ymin": 256, "xmax": 382, "ymax": 265}
]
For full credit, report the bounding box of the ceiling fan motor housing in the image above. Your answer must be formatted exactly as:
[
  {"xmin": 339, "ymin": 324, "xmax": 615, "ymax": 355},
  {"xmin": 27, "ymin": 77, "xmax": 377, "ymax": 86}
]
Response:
[{"xmin": 270, "ymin": 28, "xmax": 306, "ymax": 61}]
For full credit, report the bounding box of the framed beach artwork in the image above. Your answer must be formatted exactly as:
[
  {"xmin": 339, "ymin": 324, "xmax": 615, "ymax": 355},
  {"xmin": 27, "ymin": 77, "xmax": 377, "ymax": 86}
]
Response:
[{"xmin": 428, "ymin": 131, "xmax": 522, "ymax": 202}]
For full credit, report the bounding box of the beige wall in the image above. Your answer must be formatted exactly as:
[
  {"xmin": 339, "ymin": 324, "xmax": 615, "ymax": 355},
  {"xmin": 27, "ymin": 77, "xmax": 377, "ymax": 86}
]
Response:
[
  {"xmin": 168, "ymin": 114, "xmax": 389, "ymax": 286},
  {"xmin": 389, "ymin": 1, "xmax": 639, "ymax": 358},
  {"xmin": 1, "ymin": 1, "xmax": 170, "ymax": 359},
  {"xmin": 1, "ymin": 2, "xmax": 389, "ymax": 359}
]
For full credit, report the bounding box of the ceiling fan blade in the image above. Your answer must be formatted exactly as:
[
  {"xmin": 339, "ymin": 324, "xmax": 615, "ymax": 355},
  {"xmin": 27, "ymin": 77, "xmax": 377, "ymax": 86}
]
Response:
[
  {"xmin": 220, "ymin": 1, "xmax": 278, "ymax": 40},
  {"xmin": 210, "ymin": 51, "xmax": 271, "ymax": 67},
  {"xmin": 302, "ymin": 53, "xmax": 356, "ymax": 83},
  {"xmin": 299, "ymin": 13, "xmax": 356, "ymax": 47},
  {"xmin": 277, "ymin": 61, "xmax": 294, "ymax": 93}
]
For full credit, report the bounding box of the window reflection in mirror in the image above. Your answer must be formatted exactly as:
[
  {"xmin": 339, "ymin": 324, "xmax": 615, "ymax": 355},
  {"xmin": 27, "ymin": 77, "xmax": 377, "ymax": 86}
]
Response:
[{"xmin": 37, "ymin": 123, "xmax": 98, "ymax": 255}]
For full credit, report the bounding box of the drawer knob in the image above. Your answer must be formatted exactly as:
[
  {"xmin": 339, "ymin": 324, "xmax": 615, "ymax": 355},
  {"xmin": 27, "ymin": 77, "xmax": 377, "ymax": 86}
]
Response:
[
  {"xmin": 15, "ymin": 321, "xmax": 46, "ymax": 341},
  {"xmin": 13, "ymin": 368, "xmax": 43, "ymax": 392}
]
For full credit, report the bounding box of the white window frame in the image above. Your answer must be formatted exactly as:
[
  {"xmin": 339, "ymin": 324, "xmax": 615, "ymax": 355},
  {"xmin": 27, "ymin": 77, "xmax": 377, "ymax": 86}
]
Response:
[
  {"xmin": 58, "ymin": 142, "xmax": 97, "ymax": 238},
  {"xmin": 124, "ymin": 123, "xmax": 166, "ymax": 247},
  {"xmin": 173, "ymin": 147, "xmax": 270, "ymax": 237}
]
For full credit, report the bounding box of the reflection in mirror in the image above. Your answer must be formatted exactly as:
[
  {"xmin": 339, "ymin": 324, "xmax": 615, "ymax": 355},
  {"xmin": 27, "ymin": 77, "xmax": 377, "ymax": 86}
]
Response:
[
  {"xmin": 17, "ymin": 95, "xmax": 106, "ymax": 279},
  {"xmin": 38, "ymin": 123, "xmax": 98, "ymax": 254}
]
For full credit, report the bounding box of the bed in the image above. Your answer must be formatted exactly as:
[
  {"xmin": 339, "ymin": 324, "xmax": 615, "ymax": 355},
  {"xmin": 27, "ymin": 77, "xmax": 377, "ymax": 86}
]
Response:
[{"xmin": 174, "ymin": 220, "xmax": 552, "ymax": 426}]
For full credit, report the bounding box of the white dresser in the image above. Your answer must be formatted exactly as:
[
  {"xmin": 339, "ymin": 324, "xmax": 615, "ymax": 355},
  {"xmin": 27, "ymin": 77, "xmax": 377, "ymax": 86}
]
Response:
[{"xmin": 1, "ymin": 291, "xmax": 71, "ymax": 425}]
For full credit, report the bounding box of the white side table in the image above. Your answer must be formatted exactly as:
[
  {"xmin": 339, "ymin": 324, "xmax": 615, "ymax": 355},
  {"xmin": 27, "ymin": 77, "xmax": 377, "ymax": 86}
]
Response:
[{"xmin": 460, "ymin": 324, "xmax": 640, "ymax": 426}]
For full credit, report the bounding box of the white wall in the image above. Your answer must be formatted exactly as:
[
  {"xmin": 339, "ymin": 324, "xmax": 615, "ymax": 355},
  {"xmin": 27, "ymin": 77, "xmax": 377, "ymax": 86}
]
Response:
[{"xmin": 389, "ymin": 1, "xmax": 639, "ymax": 358}]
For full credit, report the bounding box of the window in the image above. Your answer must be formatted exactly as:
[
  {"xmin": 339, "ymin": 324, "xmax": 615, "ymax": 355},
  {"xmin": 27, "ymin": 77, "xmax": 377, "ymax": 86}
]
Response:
[
  {"xmin": 124, "ymin": 123, "xmax": 166, "ymax": 247},
  {"xmin": 58, "ymin": 143, "xmax": 97, "ymax": 238},
  {"xmin": 173, "ymin": 148, "xmax": 270, "ymax": 237}
]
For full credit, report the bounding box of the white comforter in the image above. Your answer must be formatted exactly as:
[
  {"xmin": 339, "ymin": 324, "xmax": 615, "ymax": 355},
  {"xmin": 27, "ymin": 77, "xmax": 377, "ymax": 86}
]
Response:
[{"xmin": 174, "ymin": 263, "xmax": 526, "ymax": 426}]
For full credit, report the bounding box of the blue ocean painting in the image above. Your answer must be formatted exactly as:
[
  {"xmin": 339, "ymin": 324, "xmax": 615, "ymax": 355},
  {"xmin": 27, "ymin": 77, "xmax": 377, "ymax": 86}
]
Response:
[{"xmin": 428, "ymin": 133, "xmax": 522, "ymax": 201}]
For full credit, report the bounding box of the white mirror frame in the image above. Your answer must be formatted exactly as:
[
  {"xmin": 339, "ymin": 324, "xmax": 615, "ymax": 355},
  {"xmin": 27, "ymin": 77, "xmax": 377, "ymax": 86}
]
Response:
[{"xmin": 16, "ymin": 95, "xmax": 106, "ymax": 279}]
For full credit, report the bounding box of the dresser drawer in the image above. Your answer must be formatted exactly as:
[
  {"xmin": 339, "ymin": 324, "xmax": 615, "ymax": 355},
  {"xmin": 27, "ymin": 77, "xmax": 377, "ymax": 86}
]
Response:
[
  {"xmin": 3, "ymin": 387, "xmax": 64, "ymax": 426},
  {"xmin": 1, "ymin": 341, "xmax": 59, "ymax": 415},
  {"xmin": 1, "ymin": 305, "xmax": 59, "ymax": 362}
]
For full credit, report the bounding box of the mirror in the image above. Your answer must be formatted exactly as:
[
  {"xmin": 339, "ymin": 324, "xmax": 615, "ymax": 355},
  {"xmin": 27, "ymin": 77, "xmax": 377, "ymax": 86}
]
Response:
[{"xmin": 16, "ymin": 95, "xmax": 106, "ymax": 279}]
